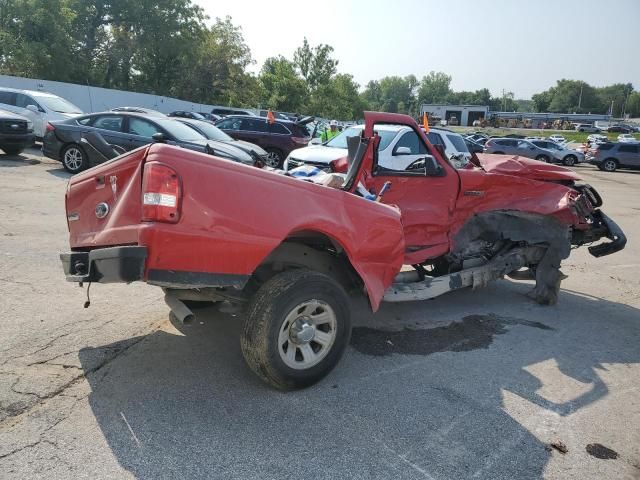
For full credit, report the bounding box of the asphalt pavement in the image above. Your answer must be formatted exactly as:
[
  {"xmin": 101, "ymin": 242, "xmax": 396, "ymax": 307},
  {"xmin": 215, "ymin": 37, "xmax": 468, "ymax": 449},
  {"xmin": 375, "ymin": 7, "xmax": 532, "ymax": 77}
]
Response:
[{"xmin": 0, "ymin": 148, "xmax": 639, "ymax": 479}]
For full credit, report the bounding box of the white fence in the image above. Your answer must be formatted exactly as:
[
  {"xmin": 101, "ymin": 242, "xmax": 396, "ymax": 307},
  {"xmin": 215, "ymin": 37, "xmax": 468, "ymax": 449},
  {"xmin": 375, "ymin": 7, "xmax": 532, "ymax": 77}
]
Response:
[{"xmin": 0, "ymin": 74, "xmax": 218, "ymax": 114}]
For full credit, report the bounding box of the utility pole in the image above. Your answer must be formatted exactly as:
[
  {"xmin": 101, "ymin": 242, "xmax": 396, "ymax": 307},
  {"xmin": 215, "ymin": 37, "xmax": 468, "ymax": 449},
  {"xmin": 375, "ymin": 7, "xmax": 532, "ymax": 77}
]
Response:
[
  {"xmin": 577, "ymin": 83, "xmax": 583, "ymax": 111},
  {"xmin": 502, "ymin": 88, "xmax": 506, "ymax": 111}
]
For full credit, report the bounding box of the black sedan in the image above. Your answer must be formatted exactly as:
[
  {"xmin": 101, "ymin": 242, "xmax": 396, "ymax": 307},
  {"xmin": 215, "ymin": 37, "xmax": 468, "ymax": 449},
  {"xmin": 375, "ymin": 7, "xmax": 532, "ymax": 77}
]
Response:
[
  {"xmin": 43, "ymin": 112, "xmax": 256, "ymax": 173},
  {"xmin": 175, "ymin": 117, "xmax": 270, "ymax": 166}
]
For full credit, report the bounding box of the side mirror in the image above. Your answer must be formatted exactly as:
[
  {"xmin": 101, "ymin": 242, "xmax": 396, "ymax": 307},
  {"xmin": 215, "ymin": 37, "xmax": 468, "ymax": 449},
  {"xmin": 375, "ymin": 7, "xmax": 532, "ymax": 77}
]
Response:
[
  {"xmin": 26, "ymin": 104, "xmax": 39, "ymax": 113},
  {"xmin": 152, "ymin": 132, "xmax": 167, "ymax": 143},
  {"xmin": 395, "ymin": 146, "xmax": 412, "ymax": 156}
]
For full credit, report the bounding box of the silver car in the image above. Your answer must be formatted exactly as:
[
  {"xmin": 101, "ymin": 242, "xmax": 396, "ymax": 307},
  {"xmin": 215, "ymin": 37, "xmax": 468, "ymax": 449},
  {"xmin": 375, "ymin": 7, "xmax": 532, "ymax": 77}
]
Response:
[
  {"xmin": 529, "ymin": 140, "xmax": 585, "ymax": 166},
  {"xmin": 483, "ymin": 138, "xmax": 555, "ymax": 163}
]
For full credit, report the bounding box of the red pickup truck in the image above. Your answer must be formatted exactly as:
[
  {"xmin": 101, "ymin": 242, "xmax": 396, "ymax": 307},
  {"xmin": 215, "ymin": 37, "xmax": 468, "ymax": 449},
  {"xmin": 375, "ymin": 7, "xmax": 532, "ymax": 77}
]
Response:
[{"xmin": 61, "ymin": 112, "xmax": 626, "ymax": 390}]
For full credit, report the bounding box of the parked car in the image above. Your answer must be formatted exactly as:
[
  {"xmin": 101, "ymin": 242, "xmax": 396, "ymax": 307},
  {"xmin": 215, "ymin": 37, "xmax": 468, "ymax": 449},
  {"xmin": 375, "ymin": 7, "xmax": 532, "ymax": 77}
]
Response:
[
  {"xmin": 464, "ymin": 137, "xmax": 484, "ymax": 154},
  {"xmin": 215, "ymin": 114, "xmax": 313, "ymax": 168},
  {"xmin": 168, "ymin": 111, "xmax": 208, "ymax": 121},
  {"xmin": 110, "ymin": 107, "xmax": 165, "ymax": 117},
  {"xmin": 575, "ymin": 124, "xmax": 600, "ymax": 133},
  {"xmin": 285, "ymin": 125, "xmax": 470, "ymax": 172},
  {"xmin": 587, "ymin": 134, "xmax": 608, "ymax": 144},
  {"xmin": 0, "ymin": 87, "xmax": 83, "ymax": 139},
  {"xmin": 548, "ymin": 134, "xmax": 566, "ymax": 144},
  {"xmin": 608, "ymin": 124, "xmax": 633, "ymax": 133},
  {"xmin": 174, "ymin": 117, "xmax": 270, "ymax": 165},
  {"xmin": 0, "ymin": 109, "xmax": 34, "ymax": 155},
  {"xmin": 617, "ymin": 134, "xmax": 638, "ymax": 143},
  {"xmin": 60, "ymin": 111, "xmax": 625, "ymax": 389},
  {"xmin": 43, "ymin": 112, "xmax": 256, "ymax": 173},
  {"xmin": 588, "ymin": 142, "xmax": 640, "ymax": 172},
  {"xmin": 529, "ymin": 139, "xmax": 585, "ymax": 166},
  {"xmin": 210, "ymin": 107, "xmax": 257, "ymax": 117},
  {"xmin": 484, "ymin": 138, "xmax": 555, "ymax": 163},
  {"xmin": 285, "ymin": 124, "xmax": 415, "ymax": 172}
]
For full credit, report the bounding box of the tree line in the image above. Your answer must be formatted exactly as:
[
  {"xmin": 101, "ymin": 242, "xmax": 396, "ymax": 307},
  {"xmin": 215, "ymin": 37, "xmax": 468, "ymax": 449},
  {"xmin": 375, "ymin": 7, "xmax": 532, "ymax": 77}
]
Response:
[{"xmin": 0, "ymin": 0, "xmax": 638, "ymax": 120}]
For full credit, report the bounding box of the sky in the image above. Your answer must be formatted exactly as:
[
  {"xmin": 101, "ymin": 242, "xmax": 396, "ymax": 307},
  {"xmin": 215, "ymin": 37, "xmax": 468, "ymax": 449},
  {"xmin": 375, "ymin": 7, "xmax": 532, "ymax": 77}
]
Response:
[{"xmin": 194, "ymin": 0, "xmax": 640, "ymax": 99}]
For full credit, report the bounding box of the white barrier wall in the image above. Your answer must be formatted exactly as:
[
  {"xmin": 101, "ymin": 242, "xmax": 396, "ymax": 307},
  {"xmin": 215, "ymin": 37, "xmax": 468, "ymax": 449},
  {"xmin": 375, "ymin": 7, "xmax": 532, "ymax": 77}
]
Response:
[{"xmin": 0, "ymin": 74, "xmax": 218, "ymax": 114}]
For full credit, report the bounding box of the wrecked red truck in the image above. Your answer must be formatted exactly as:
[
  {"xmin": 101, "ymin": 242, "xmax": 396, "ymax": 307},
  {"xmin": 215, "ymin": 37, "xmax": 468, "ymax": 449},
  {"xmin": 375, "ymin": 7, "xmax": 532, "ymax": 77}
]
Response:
[{"xmin": 60, "ymin": 112, "xmax": 626, "ymax": 390}]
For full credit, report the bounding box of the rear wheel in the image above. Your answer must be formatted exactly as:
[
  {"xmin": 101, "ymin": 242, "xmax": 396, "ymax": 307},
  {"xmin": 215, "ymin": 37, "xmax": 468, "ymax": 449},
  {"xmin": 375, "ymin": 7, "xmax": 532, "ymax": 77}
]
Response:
[
  {"xmin": 535, "ymin": 154, "xmax": 551, "ymax": 163},
  {"xmin": 563, "ymin": 155, "xmax": 577, "ymax": 166},
  {"xmin": 240, "ymin": 269, "xmax": 351, "ymax": 390},
  {"xmin": 62, "ymin": 144, "xmax": 87, "ymax": 173},
  {"xmin": 264, "ymin": 148, "xmax": 284, "ymax": 168},
  {"xmin": 601, "ymin": 158, "xmax": 618, "ymax": 172}
]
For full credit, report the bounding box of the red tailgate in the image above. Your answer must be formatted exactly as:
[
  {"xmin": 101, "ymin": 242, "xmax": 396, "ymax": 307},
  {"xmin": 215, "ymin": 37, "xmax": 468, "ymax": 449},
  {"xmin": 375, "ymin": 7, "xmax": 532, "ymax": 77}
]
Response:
[{"xmin": 66, "ymin": 147, "xmax": 149, "ymax": 249}]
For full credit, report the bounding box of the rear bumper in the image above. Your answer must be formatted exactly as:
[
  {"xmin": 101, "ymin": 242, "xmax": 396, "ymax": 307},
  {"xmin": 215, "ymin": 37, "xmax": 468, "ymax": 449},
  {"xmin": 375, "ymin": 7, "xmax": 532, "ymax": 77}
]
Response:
[
  {"xmin": 60, "ymin": 245, "xmax": 250, "ymax": 289},
  {"xmin": 60, "ymin": 246, "xmax": 147, "ymax": 283},
  {"xmin": 573, "ymin": 210, "xmax": 627, "ymax": 258}
]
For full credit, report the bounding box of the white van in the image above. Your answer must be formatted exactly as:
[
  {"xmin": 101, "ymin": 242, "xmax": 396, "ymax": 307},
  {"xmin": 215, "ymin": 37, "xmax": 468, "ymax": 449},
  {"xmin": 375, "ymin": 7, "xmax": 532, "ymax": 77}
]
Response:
[{"xmin": 0, "ymin": 88, "xmax": 83, "ymax": 139}]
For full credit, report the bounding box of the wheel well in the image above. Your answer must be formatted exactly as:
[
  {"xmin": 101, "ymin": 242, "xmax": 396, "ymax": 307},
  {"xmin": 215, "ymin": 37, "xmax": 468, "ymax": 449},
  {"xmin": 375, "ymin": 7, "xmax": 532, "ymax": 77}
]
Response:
[{"xmin": 252, "ymin": 231, "xmax": 364, "ymax": 293}]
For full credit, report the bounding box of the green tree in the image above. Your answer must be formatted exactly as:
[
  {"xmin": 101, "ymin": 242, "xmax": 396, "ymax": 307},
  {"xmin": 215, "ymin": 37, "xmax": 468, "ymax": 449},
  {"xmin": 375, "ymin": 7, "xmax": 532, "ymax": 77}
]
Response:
[
  {"xmin": 596, "ymin": 83, "xmax": 634, "ymax": 116},
  {"xmin": 0, "ymin": 0, "xmax": 78, "ymax": 81},
  {"xmin": 417, "ymin": 71, "xmax": 451, "ymax": 105},
  {"xmin": 308, "ymin": 74, "xmax": 365, "ymax": 120},
  {"xmin": 259, "ymin": 56, "xmax": 306, "ymax": 112},
  {"xmin": 293, "ymin": 37, "xmax": 338, "ymax": 91},
  {"xmin": 176, "ymin": 16, "xmax": 256, "ymax": 105}
]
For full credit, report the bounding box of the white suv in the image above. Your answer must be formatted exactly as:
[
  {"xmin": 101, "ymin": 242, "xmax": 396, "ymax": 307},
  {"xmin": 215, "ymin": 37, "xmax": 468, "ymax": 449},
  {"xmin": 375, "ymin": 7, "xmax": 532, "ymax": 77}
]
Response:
[
  {"xmin": 0, "ymin": 88, "xmax": 83, "ymax": 139},
  {"xmin": 285, "ymin": 125, "xmax": 470, "ymax": 171}
]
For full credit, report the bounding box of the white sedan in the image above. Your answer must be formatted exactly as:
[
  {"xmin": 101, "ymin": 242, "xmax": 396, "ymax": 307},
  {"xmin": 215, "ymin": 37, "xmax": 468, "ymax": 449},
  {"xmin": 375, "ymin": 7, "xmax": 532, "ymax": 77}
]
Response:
[
  {"xmin": 548, "ymin": 134, "xmax": 567, "ymax": 145},
  {"xmin": 618, "ymin": 134, "xmax": 638, "ymax": 143}
]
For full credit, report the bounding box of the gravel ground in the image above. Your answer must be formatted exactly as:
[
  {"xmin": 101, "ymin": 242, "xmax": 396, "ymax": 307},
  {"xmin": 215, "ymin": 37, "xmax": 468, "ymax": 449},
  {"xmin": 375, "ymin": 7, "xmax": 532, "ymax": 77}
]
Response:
[{"xmin": 0, "ymin": 148, "xmax": 639, "ymax": 479}]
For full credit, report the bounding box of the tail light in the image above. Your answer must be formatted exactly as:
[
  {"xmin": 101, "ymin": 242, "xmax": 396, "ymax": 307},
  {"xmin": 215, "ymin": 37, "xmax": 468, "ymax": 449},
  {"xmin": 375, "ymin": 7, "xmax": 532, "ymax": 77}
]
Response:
[
  {"xmin": 46, "ymin": 123, "xmax": 55, "ymax": 132},
  {"xmin": 142, "ymin": 162, "xmax": 181, "ymax": 223},
  {"xmin": 291, "ymin": 136, "xmax": 310, "ymax": 146}
]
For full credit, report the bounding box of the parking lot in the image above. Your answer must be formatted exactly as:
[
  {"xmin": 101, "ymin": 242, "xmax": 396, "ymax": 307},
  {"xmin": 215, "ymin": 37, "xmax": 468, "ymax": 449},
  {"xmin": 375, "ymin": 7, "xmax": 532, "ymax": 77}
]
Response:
[{"xmin": 0, "ymin": 148, "xmax": 639, "ymax": 479}]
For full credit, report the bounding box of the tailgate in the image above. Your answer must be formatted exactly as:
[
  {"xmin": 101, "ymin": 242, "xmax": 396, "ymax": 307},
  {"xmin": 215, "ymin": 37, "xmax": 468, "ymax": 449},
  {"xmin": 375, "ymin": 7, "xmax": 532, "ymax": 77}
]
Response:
[{"xmin": 66, "ymin": 147, "xmax": 150, "ymax": 248}]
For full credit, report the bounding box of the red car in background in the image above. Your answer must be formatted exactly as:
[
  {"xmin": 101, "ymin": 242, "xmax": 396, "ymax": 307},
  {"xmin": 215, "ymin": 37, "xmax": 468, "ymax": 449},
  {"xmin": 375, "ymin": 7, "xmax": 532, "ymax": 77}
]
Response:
[{"xmin": 215, "ymin": 114, "xmax": 313, "ymax": 168}]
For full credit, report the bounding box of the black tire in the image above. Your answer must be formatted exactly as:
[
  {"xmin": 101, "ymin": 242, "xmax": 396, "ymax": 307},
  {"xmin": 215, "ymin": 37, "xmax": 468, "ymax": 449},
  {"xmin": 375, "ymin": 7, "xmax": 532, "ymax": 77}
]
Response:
[
  {"xmin": 61, "ymin": 144, "xmax": 88, "ymax": 173},
  {"xmin": 493, "ymin": 151, "xmax": 504, "ymax": 155},
  {"xmin": 264, "ymin": 148, "xmax": 284, "ymax": 168},
  {"xmin": 535, "ymin": 154, "xmax": 551, "ymax": 163},
  {"xmin": 1, "ymin": 146, "xmax": 23, "ymax": 155},
  {"xmin": 240, "ymin": 269, "xmax": 351, "ymax": 390},
  {"xmin": 601, "ymin": 158, "xmax": 617, "ymax": 172},
  {"xmin": 563, "ymin": 155, "xmax": 577, "ymax": 167}
]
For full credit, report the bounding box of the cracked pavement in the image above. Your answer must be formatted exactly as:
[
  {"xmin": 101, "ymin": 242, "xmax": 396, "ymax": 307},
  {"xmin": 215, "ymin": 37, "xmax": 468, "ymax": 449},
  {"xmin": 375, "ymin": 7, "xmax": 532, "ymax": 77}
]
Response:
[{"xmin": 0, "ymin": 148, "xmax": 639, "ymax": 479}]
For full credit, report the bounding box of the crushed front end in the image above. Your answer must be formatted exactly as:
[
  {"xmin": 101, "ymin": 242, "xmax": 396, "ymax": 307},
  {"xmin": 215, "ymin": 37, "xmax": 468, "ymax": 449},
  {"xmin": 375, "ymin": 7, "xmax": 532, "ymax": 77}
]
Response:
[{"xmin": 569, "ymin": 184, "xmax": 627, "ymax": 257}]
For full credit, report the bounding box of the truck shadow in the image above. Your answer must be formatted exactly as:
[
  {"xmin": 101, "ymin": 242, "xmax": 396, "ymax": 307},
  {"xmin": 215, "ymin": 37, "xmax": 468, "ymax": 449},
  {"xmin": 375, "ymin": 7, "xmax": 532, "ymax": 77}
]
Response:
[{"xmin": 79, "ymin": 285, "xmax": 640, "ymax": 479}]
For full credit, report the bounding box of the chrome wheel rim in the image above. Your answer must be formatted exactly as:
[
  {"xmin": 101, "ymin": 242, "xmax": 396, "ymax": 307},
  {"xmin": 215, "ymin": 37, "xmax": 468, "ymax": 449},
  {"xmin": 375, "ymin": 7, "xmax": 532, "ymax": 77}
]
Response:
[
  {"xmin": 278, "ymin": 299, "xmax": 337, "ymax": 370},
  {"xmin": 64, "ymin": 147, "xmax": 83, "ymax": 171},
  {"xmin": 603, "ymin": 160, "xmax": 616, "ymax": 171},
  {"xmin": 265, "ymin": 151, "xmax": 281, "ymax": 168},
  {"xmin": 564, "ymin": 156, "xmax": 575, "ymax": 166}
]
